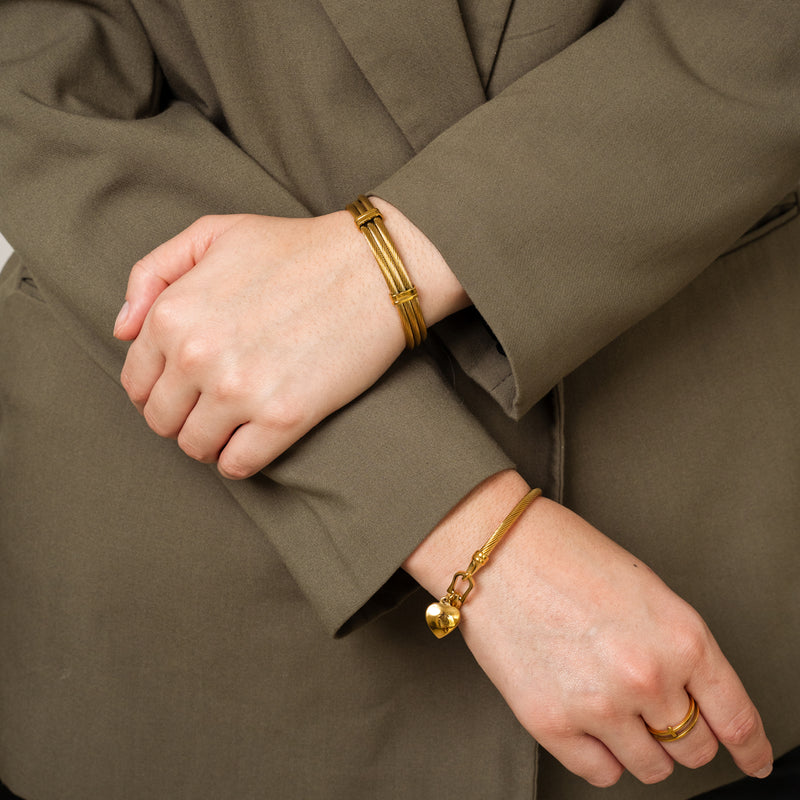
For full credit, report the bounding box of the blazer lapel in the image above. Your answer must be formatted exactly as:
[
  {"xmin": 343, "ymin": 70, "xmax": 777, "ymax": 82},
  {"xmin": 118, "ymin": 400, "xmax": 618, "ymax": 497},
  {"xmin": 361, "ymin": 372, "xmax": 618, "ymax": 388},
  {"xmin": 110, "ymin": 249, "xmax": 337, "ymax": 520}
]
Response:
[
  {"xmin": 458, "ymin": 0, "xmax": 516, "ymax": 88},
  {"xmin": 319, "ymin": 0, "xmax": 486, "ymax": 152}
]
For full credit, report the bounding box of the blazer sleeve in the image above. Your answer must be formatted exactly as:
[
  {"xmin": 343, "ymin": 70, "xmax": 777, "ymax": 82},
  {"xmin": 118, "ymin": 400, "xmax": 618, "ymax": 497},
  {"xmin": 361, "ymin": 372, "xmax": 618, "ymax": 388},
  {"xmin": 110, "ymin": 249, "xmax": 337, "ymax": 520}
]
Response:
[
  {"xmin": 0, "ymin": 0, "xmax": 514, "ymax": 636},
  {"xmin": 375, "ymin": 0, "xmax": 800, "ymax": 419}
]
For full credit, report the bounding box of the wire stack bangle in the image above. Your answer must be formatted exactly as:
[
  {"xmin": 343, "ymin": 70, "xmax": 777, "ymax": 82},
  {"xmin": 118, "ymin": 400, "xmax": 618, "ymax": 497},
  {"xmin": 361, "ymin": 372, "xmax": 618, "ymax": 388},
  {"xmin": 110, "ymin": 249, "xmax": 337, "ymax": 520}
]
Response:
[{"xmin": 347, "ymin": 195, "xmax": 427, "ymax": 349}]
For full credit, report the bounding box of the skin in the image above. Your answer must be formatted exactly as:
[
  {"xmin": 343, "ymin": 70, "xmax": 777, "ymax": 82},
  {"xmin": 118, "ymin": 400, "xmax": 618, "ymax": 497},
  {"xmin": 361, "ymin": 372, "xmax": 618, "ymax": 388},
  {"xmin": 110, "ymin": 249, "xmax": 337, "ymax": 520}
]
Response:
[
  {"xmin": 114, "ymin": 202, "xmax": 774, "ymax": 788},
  {"xmin": 116, "ymin": 202, "xmax": 464, "ymax": 479},
  {"xmin": 405, "ymin": 470, "xmax": 773, "ymax": 787}
]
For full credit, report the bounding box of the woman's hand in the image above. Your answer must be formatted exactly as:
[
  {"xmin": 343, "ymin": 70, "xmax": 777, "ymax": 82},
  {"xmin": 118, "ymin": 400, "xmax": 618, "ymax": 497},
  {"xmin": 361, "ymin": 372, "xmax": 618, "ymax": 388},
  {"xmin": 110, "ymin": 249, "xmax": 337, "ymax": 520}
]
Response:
[
  {"xmin": 405, "ymin": 471, "xmax": 774, "ymax": 787},
  {"xmin": 114, "ymin": 205, "xmax": 466, "ymax": 478}
]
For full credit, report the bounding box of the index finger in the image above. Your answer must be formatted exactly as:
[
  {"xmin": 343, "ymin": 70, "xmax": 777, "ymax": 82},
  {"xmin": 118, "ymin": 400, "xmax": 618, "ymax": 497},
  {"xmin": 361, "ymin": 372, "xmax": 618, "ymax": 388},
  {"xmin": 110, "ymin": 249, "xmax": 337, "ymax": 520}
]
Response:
[{"xmin": 114, "ymin": 214, "xmax": 244, "ymax": 340}]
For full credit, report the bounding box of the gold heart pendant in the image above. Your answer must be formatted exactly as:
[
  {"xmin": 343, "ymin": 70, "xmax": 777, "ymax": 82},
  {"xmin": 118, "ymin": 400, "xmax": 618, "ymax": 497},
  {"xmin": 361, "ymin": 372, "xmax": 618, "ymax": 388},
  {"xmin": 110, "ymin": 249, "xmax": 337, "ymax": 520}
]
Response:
[{"xmin": 425, "ymin": 600, "xmax": 461, "ymax": 638}]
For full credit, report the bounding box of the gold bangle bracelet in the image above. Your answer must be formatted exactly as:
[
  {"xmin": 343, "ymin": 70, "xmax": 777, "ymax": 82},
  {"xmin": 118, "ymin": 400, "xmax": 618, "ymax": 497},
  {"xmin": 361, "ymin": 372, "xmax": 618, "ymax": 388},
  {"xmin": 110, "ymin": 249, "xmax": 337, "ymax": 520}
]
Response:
[
  {"xmin": 346, "ymin": 195, "xmax": 427, "ymax": 349},
  {"xmin": 425, "ymin": 488, "xmax": 542, "ymax": 638}
]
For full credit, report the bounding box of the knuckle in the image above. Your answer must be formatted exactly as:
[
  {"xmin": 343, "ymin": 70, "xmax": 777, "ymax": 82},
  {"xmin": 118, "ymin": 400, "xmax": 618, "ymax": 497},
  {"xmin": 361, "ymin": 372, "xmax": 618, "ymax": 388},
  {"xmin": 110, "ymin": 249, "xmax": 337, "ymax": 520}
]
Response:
[
  {"xmin": 190, "ymin": 214, "xmax": 233, "ymax": 246},
  {"xmin": 126, "ymin": 386, "xmax": 148, "ymax": 410},
  {"xmin": 119, "ymin": 368, "xmax": 142, "ymax": 402},
  {"xmin": 148, "ymin": 295, "xmax": 181, "ymax": 333},
  {"xmin": 209, "ymin": 370, "xmax": 248, "ymax": 402},
  {"xmin": 536, "ymin": 710, "xmax": 581, "ymax": 741},
  {"xmin": 259, "ymin": 396, "xmax": 305, "ymax": 435},
  {"xmin": 142, "ymin": 405, "xmax": 172, "ymax": 438},
  {"xmin": 619, "ymin": 656, "xmax": 664, "ymax": 699},
  {"xmin": 133, "ymin": 245, "xmax": 173, "ymax": 279},
  {"xmin": 720, "ymin": 707, "xmax": 761, "ymax": 747},
  {"xmin": 681, "ymin": 739, "xmax": 719, "ymax": 769},
  {"xmin": 587, "ymin": 764, "xmax": 624, "ymax": 788},
  {"xmin": 130, "ymin": 255, "xmax": 155, "ymax": 280},
  {"xmin": 639, "ymin": 761, "xmax": 674, "ymax": 785},
  {"xmin": 218, "ymin": 456, "xmax": 252, "ymax": 481},
  {"xmin": 177, "ymin": 432, "xmax": 215, "ymax": 463},
  {"xmin": 678, "ymin": 620, "xmax": 712, "ymax": 666},
  {"xmin": 175, "ymin": 337, "xmax": 216, "ymax": 375}
]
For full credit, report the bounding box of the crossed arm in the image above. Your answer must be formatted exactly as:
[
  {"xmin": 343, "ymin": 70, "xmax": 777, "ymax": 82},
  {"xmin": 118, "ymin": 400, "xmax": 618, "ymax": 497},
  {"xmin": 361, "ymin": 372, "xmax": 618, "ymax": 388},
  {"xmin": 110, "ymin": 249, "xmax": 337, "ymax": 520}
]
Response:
[
  {"xmin": 4, "ymin": 0, "xmax": 797, "ymax": 788},
  {"xmin": 113, "ymin": 204, "xmax": 774, "ymax": 788}
]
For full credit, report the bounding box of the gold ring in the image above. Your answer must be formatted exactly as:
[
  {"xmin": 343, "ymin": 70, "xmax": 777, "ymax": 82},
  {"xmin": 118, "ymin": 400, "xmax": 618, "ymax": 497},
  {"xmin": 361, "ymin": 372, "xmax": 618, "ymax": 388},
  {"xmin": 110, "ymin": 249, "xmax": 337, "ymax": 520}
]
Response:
[{"xmin": 646, "ymin": 695, "xmax": 700, "ymax": 742}]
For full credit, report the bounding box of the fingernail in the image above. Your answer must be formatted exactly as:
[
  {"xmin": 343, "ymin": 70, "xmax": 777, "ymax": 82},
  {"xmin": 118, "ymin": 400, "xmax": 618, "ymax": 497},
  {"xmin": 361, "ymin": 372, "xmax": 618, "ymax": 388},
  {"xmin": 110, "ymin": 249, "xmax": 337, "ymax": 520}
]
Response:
[
  {"xmin": 754, "ymin": 763, "xmax": 773, "ymax": 779},
  {"xmin": 113, "ymin": 301, "xmax": 129, "ymax": 336}
]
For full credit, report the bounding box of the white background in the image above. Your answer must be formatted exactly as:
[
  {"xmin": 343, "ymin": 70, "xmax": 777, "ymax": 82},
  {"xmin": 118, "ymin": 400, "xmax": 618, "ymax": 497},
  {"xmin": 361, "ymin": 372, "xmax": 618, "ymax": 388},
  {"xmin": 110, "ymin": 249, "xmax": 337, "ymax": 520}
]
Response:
[{"xmin": 0, "ymin": 232, "xmax": 13, "ymax": 273}]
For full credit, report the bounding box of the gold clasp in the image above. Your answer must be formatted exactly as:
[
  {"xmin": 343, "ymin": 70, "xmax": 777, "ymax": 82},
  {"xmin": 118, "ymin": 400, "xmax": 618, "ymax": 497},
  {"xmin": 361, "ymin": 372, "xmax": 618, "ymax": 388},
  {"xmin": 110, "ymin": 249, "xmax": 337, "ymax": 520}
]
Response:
[
  {"xmin": 445, "ymin": 571, "xmax": 474, "ymax": 606},
  {"xmin": 466, "ymin": 549, "xmax": 489, "ymax": 576}
]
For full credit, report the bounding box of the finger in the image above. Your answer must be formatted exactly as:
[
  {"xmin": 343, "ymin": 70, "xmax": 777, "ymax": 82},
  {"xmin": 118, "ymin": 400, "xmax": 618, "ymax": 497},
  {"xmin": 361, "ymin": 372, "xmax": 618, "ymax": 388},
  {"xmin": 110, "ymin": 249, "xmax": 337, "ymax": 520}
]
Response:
[
  {"xmin": 120, "ymin": 336, "xmax": 166, "ymax": 413},
  {"xmin": 113, "ymin": 215, "xmax": 243, "ymax": 340},
  {"xmin": 216, "ymin": 418, "xmax": 305, "ymax": 480},
  {"xmin": 536, "ymin": 732, "xmax": 625, "ymax": 789},
  {"xmin": 689, "ymin": 649, "xmax": 773, "ymax": 778},
  {"xmin": 140, "ymin": 372, "xmax": 201, "ymax": 440},
  {"xmin": 641, "ymin": 693, "xmax": 719, "ymax": 772},
  {"xmin": 659, "ymin": 714, "xmax": 719, "ymax": 768},
  {"xmin": 175, "ymin": 394, "xmax": 245, "ymax": 464},
  {"xmin": 215, "ymin": 393, "xmax": 318, "ymax": 479},
  {"xmin": 591, "ymin": 716, "xmax": 675, "ymax": 785}
]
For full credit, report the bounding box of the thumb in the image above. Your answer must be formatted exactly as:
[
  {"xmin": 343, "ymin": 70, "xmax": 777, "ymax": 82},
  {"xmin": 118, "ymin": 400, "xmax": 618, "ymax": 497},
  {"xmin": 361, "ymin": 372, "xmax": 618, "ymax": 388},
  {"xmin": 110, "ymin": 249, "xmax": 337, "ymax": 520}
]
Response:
[{"xmin": 113, "ymin": 214, "xmax": 244, "ymax": 340}]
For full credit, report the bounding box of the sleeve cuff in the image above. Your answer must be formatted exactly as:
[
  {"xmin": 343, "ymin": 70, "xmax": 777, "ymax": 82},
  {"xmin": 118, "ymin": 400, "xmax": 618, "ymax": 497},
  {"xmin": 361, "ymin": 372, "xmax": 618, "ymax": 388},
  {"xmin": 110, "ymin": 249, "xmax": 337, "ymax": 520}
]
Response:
[{"xmin": 222, "ymin": 351, "xmax": 514, "ymax": 636}]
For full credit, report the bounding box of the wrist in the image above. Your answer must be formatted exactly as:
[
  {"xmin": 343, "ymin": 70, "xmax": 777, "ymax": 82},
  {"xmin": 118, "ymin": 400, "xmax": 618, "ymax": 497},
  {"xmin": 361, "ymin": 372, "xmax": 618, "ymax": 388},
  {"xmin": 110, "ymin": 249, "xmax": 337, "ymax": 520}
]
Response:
[
  {"xmin": 368, "ymin": 196, "xmax": 470, "ymax": 326},
  {"xmin": 332, "ymin": 207, "xmax": 409, "ymax": 355},
  {"xmin": 403, "ymin": 469, "xmax": 532, "ymax": 598}
]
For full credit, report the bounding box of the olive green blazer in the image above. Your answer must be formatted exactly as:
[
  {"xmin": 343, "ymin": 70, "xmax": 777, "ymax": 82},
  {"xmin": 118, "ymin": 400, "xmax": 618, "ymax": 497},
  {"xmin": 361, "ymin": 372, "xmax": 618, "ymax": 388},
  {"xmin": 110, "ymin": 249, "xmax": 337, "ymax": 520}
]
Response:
[{"xmin": 1, "ymin": 1, "xmax": 798, "ymax": 798}]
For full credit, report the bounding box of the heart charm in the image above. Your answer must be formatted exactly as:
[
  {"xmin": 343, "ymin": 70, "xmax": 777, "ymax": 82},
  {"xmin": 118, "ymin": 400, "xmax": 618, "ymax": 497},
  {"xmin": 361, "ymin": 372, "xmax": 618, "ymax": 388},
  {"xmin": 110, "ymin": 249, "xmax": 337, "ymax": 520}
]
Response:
[{"xmin": 425, "ymin": 600, "xmax": 461, "ymax": 638}]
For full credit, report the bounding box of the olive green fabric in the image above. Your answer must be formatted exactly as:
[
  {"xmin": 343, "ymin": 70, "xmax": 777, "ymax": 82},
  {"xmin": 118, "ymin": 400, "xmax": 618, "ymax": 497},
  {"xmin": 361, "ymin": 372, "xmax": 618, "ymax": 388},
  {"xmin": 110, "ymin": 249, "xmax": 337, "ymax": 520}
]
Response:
[
  {"xmin": 1, "ymin": 1, "xmax": 799, "ymax": 799},
  {"xmin": 378, "ymin": 4, "xmax": 800, "ymax": 418},
  {"xmin": 539, "ymin": 199, "xmax": 800, "ymax": 800}
]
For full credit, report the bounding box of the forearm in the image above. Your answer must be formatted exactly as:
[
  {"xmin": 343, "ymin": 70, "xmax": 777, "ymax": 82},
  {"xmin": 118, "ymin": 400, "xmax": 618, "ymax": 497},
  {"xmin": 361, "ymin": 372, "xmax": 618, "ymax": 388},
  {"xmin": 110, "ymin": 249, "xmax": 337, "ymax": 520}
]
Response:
[
  {"xmin": 0, "ymin": 0, "xmax": 517, "ymax": 638},
  {"xmin": 377, "ymin": 1, "xmax": 800, "ymax": 419},
  {"xmin": 402, "ymin": 469, "xmax": 531, "ymax": 599}
]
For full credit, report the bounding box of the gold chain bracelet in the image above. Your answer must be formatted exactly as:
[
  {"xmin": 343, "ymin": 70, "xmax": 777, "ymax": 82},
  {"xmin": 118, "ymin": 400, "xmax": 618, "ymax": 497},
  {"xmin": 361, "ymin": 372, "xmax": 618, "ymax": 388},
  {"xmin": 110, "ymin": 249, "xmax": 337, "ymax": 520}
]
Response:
[
  {"xmin": 425, "ymin": 488, "xmax": 542, "ymax": 638},
  {"xmin": 346, "ymin": 195, "xmax": 427, "ymax": 349}
]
